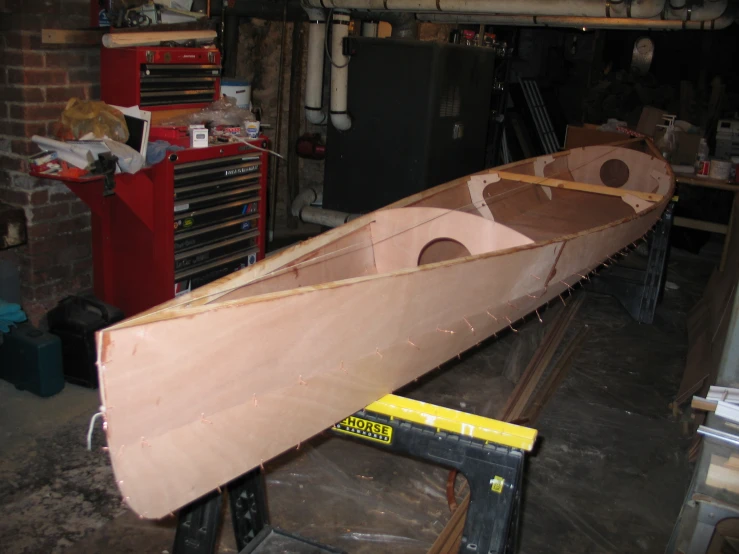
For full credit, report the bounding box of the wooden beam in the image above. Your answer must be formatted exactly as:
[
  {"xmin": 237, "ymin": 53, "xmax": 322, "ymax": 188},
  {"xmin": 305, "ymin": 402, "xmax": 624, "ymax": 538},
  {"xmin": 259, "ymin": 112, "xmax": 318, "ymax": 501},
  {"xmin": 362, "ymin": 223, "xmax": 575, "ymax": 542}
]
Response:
[
  {"xmin": 427, "ymin": 495, "xmax": 469, "ymax": 554},
  {"xmin": 674, "ymin": 216, "xmax": 728, "ymax": 234},
  {"xmin": 495, "ymin": 171, "xmax": 663, "ymax": 203},
  {"xmin": 42, "ymin": 29, "xmax": 103, "ymax": 46},
  {"xmin": 675, "ymin": 174, "xmax": 739, "ymax": 192},
  {"xmin": 691, "ymin": 396, "xmax": 717, "ymax": 412}
]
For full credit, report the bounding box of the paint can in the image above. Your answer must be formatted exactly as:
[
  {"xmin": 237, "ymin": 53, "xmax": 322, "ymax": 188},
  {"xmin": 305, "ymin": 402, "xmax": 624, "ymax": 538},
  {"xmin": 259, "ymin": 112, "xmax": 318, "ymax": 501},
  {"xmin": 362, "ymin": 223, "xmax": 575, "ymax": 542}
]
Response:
[
  {"xmin": 696, "ymin": 160, "xmax": 711, "ymax": 177},
  {"xmin": 709, "ymin": 159, "xmax": 732, "ymax": 181},
  {"xmin": 221, "ymin": 79, "xmax": 251, "ymax": 110}
]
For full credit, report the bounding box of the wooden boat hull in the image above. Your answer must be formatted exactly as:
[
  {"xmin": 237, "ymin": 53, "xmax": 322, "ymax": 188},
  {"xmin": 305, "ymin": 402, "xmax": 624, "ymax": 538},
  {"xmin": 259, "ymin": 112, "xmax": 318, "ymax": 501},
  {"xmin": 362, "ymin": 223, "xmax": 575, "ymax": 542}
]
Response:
[{"xmin": 97, "ymin": 141, "xmax": 673, "ymax": 518}]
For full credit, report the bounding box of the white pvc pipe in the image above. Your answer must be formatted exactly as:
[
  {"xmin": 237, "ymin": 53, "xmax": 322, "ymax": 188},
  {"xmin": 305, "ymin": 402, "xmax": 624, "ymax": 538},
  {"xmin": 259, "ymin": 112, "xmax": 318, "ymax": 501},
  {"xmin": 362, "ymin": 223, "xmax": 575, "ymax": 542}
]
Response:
[
  {"xmin": 291, "ymin": 185, "xmax": 323, "ymax": 217},
  {"xmin": 418, "ymin": 10, "xmax": 735, "ymax": 30},
  {"xmin": 305, "ymin": 8, "xmax": 327, "ymax": 125},
  {"xmin": 298, "ymin": 206, "xmax": 359, "ymax": 227},
  {"xmin": 330, "ymin": 10, "xmax": 352, "ymax": 132},
  {"xmin": 665, "ymin": 0, "xmax": 728, "ymax": 22},
  {"xmin": 361, "ymin": 20, "xmax": 379, "ymax": 37},
  {"xmin": 308, "ymin": 0, "xmax": 663, "ymax": 18},
  {"xmin": 306, "ymin": 0, "xmax": 728, "ymax": 22}
]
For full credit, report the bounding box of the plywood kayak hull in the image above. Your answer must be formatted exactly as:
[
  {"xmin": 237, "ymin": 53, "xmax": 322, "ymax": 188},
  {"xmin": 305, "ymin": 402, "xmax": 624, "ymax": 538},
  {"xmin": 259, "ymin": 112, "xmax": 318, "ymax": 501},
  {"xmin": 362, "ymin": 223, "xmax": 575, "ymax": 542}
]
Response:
[{"xmin": 97, "ymin": 142, "xmax": 673, "ymax": 518}]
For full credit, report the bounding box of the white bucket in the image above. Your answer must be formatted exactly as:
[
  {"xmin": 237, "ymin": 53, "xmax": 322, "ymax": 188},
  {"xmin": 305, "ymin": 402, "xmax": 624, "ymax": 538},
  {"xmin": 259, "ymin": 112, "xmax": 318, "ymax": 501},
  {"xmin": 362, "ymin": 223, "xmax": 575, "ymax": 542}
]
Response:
[
  {"xmin": 709, "ymin": 159, "xmax": 732, "ymax": 181},
  {"xmin": 221, "ymin": 79, "xmax": 251, "ymax": 110}
]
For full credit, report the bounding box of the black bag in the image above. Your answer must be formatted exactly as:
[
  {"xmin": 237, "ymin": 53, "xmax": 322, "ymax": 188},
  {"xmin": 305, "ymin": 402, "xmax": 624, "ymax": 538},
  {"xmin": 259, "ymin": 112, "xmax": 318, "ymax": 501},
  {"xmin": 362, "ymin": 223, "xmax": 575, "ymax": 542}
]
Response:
[{"xmin": 47, "ymin": 295, "xmax": 125, "ymax": 388}]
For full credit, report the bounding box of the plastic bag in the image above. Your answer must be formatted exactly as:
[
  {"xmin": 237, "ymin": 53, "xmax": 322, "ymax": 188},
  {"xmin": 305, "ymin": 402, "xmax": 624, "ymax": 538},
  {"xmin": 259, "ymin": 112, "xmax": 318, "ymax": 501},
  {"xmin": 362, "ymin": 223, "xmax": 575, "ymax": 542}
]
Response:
[
  {"xmin": 58, "ymin": 98, "xmax": 129, "ymax": 143},
  {"xmin": 161, "ymin": 96, "xmax": 256, "ymax": 127},
  {"xmin": 599, "ymin": 119, "xmax": 628, "ymax": 133},
  {"xmin": 656, "ymin": 123, "xmax": 677, "ymax": 159}
]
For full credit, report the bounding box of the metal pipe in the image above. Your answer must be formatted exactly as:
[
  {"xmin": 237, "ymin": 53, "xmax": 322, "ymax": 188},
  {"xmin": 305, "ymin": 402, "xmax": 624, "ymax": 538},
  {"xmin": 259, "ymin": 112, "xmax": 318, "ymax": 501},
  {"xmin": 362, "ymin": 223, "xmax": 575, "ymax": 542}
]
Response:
[
  {"xmin": 351, "ymin": 10, "xmax": 419, "ymax": 38},
  {"xmin": 305, "ymin": 0, "xmax": 728, "ymax": 22},
  {"xmin": 307, "ymin": 0, "xmax": 666, "ymax": 19},
  {"xmin": 287, "ymin": 19, "xmax": 305, "ymax": 229},
  {"xmin": 417, "ymin": 10, "xmax": 735, "ymax": 30},
  {"xmin": 222, "ymin": 12, "xmax": 240, "ymax": 79},
  {"xmin": 268, "ymin": 1, "xmax": 289, "ymax": 241}
]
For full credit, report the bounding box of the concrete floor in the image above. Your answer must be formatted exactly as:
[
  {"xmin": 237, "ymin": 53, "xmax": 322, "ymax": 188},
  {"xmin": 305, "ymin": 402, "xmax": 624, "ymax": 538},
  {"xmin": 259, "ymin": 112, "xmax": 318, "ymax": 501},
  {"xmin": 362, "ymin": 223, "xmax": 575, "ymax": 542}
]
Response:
[{"xmin": 0, "ymin": 242, "xmax": 716, "ymax": 554}]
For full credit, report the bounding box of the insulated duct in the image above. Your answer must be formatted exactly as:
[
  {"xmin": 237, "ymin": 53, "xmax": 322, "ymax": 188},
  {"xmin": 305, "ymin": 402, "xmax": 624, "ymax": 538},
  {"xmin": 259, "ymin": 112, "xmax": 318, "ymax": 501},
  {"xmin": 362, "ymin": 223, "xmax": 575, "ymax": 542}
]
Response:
[
  {"xmin": 305, "ymin": 0, "xmax": 728, "ymax": 22},
  {"xmin": 418, "ymin": 9, "xmax": 735, "ymax": 30}
]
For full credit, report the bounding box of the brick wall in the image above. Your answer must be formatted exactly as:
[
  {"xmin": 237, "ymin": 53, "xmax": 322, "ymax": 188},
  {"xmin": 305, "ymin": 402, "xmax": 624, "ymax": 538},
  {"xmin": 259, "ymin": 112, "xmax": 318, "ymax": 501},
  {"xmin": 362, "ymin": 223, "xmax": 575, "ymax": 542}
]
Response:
[{"xmin": 0, "ymin": 1, "xmax": 100, "ymax": 325}]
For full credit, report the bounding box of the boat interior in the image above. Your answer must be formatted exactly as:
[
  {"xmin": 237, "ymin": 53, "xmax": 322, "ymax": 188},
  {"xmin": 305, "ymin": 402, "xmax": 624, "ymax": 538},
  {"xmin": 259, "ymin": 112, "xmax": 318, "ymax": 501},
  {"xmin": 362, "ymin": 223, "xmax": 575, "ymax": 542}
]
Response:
[{"xmin": 210, "ymin": 145, "xmax": 671, "ymax": 304}]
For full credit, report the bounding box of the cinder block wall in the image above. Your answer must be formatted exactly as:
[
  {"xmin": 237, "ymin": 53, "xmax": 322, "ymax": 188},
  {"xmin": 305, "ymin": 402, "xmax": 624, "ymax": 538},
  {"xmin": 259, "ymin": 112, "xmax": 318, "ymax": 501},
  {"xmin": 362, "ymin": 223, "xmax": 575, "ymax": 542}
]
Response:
[{"xmin": 0, "ymin": 2, "xmax": 100, "ymax": 325}]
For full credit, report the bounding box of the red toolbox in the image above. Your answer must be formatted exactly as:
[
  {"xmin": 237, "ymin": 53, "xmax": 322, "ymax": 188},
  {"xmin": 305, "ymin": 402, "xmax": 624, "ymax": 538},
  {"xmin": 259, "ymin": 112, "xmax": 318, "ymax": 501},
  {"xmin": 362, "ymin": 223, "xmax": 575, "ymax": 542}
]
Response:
[
  {"xmin": 100, "ymin": 46, "xmax": 221, "ymax": 110},
  {"xmin": 31, "ymin": 138, "xmax": 269, "ymax": 316}
]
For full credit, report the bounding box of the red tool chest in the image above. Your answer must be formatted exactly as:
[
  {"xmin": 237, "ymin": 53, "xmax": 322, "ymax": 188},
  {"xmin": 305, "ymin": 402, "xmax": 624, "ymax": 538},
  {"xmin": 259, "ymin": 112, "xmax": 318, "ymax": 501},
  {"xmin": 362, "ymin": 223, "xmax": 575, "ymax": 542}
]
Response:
[
  {"xmin": 37, "ymin": 139, "xmax": 269, "ymax": 316},
  {"xmin": 100, "ymin": 46, "xmax": 222, "ymax": 110}
]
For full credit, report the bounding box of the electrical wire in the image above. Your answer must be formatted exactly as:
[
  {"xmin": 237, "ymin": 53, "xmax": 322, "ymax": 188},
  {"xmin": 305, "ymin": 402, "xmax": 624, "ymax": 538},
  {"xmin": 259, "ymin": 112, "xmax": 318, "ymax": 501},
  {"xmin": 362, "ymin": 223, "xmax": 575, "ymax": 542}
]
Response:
[{"xmin": 230, "ymin": 136, "xmax": 286, "ymax": 160}]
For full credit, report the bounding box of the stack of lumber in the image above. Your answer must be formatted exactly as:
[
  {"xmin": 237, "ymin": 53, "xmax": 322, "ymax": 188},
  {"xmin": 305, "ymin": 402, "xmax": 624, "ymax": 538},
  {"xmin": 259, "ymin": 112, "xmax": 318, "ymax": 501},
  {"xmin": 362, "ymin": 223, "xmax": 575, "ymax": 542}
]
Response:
[
  {"xmin": 499, "ymin": 294, "xmax": 587, "ymax": 423},
  {"xmin": 676, "ymin": 194, "xmax": 739, "ymax": 460},
  {"xmin": 675, "ymin": 193, "xmax": 739, "ymax": 409},
  {"xmin": 427, "ymin": 294, "xmax": 590, "ymax": 554},
  {"xmin": 707, "ymin": 454, "xmax": 739, "ymax": 495}
]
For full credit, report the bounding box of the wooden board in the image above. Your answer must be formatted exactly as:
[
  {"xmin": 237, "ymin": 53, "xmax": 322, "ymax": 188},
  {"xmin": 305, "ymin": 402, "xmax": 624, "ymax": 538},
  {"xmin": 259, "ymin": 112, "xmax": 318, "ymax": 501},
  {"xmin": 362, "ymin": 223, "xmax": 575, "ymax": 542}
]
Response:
[
  {"xmin": 564, "ymin": 125, "xmax": 628, "ymax": 149},
  {"xmin": 495, "ymin": 171, "xmax": 663, "ymax": 203},
  {"xmin": 102, "ymin": 30, "xmax": 217, "ymax": 48},
  {"xmin": 97, "ymin": 145, "xmax": 674, "ymax": 518},
  {"xmin": 42, "ymin": 29, "xmax": 103, "ymax": 45}
]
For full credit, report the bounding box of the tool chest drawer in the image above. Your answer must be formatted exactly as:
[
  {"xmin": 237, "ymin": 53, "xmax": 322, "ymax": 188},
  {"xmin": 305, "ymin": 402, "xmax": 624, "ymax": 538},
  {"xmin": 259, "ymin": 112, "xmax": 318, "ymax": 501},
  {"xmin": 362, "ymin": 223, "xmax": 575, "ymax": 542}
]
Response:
[
  {"xmin": 139, "ymin": 64, "xmax": 220, "ymax": 107},
  {"xmin": 101, "ymin": 46, "xmax": 222, "ymax": 111},
  {"xmin": 174, "ymin": 196, "xmax": 261, "ymax": 232},
  {"xmin": 174, "ymin": 232, "xmax": 260, "ymax": 272},
  {"xmin": 59, "ymin": 138, "xmax": 269, "ymax": 317},
  {"xmin": 169, "ymin": 146, "xmax": 266, "ymax": 292}
]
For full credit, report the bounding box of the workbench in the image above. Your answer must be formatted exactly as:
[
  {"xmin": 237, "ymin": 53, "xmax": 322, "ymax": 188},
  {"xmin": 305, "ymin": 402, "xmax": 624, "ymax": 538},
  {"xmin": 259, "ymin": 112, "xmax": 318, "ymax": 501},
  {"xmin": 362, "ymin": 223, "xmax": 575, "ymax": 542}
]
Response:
[{"xmin": 674, "ymin": 173, "xmax": 738, "ymax": 271}]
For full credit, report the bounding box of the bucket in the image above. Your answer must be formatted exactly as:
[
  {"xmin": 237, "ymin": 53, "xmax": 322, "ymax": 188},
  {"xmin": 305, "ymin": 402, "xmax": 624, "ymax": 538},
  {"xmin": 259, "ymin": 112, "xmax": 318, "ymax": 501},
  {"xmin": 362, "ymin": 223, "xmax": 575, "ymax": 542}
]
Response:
[
  {"xmin": 709, "ymin": 159, "xmax": 732, "ymax": 181},
  {"xmin": 221, "ymin": 79, "xmax": 251, "ymax": 110}
]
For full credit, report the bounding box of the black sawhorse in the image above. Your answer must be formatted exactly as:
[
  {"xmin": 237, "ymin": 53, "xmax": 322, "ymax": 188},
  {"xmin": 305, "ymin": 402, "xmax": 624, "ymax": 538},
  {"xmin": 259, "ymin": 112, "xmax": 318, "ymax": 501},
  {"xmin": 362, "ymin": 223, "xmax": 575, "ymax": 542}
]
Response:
[
  {"xmin": 590, "ymin": 201, "xmax": 674, "ymax": 324},
  {"xmin": 171, "ymin": 394, "xmax": 536, "ymax": 554}
]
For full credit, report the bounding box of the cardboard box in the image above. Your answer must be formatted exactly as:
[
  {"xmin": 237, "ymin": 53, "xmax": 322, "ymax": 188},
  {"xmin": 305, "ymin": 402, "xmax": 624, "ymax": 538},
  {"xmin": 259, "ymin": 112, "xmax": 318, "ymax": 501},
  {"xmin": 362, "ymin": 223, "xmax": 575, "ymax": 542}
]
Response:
[
  {"xmin": 673, "ymin": 132, "xmax": 701, "ymax": 166},
  {"xmin": 564, "ymin": 124, "xmax": 627, "ymax": 149},
  {"xmin": 636, "ymin": 106, "xmax": 667, "ymax": 137}
]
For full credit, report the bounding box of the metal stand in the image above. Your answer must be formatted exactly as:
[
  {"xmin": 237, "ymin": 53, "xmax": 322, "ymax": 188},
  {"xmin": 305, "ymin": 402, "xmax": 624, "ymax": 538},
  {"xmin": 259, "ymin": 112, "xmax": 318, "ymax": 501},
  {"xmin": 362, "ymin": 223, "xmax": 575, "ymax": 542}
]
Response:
[
  {"xmin": 589, "ymin": 202, "xmax": 674, "ymax": 324},
  {"xmin": 172, "ymin": 395, "xmax": 535, "ymax": 554}
]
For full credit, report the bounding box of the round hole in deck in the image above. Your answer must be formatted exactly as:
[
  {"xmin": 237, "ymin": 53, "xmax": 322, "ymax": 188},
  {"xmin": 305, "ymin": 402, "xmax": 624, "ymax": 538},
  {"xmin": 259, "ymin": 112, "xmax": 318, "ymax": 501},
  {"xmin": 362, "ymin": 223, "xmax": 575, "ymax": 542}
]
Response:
[
  {"xmin": 417, "ymin": 238, "xmax": 471, "ymax": 266},
  {"xmin": 599, "ymin": 159, "xmax": 630, "ymax": 188}
]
